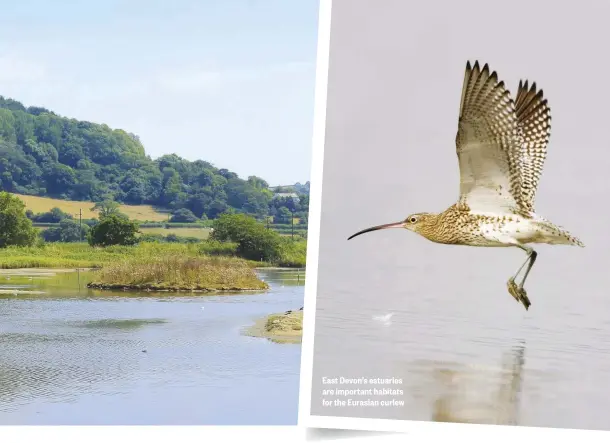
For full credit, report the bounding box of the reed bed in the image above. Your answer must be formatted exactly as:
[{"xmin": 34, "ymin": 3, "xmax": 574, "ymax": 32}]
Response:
[
  {"xmin": 0, "ymin": 243, "xmax": 215, "ymax": 269},
  {"xmin": 88, "ymin": 255, "xmax": 268, "ymax": 291}
]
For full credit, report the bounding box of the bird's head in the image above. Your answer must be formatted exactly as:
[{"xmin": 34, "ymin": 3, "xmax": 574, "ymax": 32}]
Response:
[{"xmin": 348, "ymin": 212, "xmax": 437, "ymax": 240}]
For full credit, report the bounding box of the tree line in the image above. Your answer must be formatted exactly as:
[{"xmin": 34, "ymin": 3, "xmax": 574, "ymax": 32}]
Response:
[{"xmin": 0, "ymin": 95, "xmax": 309, "ymax": 222}]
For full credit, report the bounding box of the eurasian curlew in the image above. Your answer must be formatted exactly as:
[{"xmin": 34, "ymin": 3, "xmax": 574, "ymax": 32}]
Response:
[{"xmin": 348, "ymin": 61, "xmax": 584, "ymax": 311}]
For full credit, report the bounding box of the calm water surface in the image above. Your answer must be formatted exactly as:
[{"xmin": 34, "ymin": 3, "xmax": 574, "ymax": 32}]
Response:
[
  {"xmin": 310, "ymin": 215, "xmax": 610, "ymax": 430},
  {"xmin": 0, "ymin": 268, "xmax": 304, "ymax": 425}
]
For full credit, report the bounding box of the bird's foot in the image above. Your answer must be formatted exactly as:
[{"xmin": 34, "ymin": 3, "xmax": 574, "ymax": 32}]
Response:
[
  {"xmin": 517, "ymin": 287, "xmax": 531, "ymax": 311},
  {"xmin": 507, "ymin": 278, "xmax": 531, "ymax": 311},
  {"xmin": 507, "ymin": 278, "xmax": 520, "ymax": 302}
]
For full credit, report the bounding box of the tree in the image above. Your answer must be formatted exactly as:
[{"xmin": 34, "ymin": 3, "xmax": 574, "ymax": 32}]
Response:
[
  {"xmin": 247, "ymin": 176, "xmax": 269, "ymax": 189},
  {"xmin": 161, "ymin": 169, "xmax": 182, "ymax": 206},
  {"xmin": 88, "ymin": 215, "xmax": 139, "ymax": 246},
  {"xmin": 206, "ymin": 200, "xmax": 229, "ymax": 219},
  {"xmin": 42, "ymin": 219, "xmax": 89, "ymax": 242},
  {"xmin": 275, "ymin": 206, "xmax": 292, "ymax": 224},
  {"xmin": 170, "ymin": 208, "xmax": 198, "ymax": 223},
  {"xmin": 31, "ymin": 207, "xmax": 73, "ymax": 223},
  {"xmin": 0, "ymin": 192, "xmax": 38, "ymax": 247},
  {"xmin": 298, "ymin": 193, "xmax": 309, "ymax": 210},
  {"xmin": 210, "ymin": 213, "xmax": 282, "ymax": 262},
  {"xmin": 43, "ymin": 163, "xmax": 76, "ymax": 196},
  {"xmin": 91, "ymin": 199, "xmax": 121, "ymax": 219}
]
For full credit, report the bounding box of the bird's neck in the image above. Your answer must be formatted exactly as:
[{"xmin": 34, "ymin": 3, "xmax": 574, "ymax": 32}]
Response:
[
  {"xmin": 417, "ymin": 212, "xmax": 460, "ymax": 245},
  {"xmin": 416, "ymin": 213, "xmax": 440, "ymax": 239}
]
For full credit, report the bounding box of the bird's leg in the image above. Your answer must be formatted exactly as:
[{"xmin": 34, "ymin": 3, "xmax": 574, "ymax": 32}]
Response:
[
  {"xmin": 511, "ymin": 254, "xmax": 530, "ymax": 281},
  {"xmin": 506, "ymin": 246, "xmax": 535, "ymax": 311},
  {"xmin": 517, "ymin": 249, "xmax": 537, "ymax": 289},
  {"xmin": 507, "ymin": 250, "xmax": 530, "ymax": 301}
]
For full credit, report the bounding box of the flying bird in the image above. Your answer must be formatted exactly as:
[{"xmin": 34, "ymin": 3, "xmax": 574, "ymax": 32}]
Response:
[{"xmin": 348, "ymin": 61, "xmax": 584, "ymax": 311}]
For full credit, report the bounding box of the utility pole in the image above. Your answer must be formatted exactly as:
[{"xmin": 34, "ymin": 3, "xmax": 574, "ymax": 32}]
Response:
[
  {"xmin": 79, "ymin": 208, "xmax": 83, "ymax": 242},
  {"xmin": 291, "ymin": 209, "xmax": 294, "ymax": 241}
]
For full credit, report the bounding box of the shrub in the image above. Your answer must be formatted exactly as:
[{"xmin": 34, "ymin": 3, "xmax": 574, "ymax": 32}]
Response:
[
  {"xmin": 170, "ymin": 208, "xmax": 198, "ymax": 223},
  {"xmin": 0, "ymin": 192, "xmax": 38, "ymax": 247},
  {"xmin": 31, "ymin": 207, "xmax": 73, "ymax": 223},
  {"xmin": 88, "ymin": 215, "xmax": 140, "ymax": 247},
  {"xmin": 211, "ymin": 213, "xmax": 283, "ymax": 262},
  {"xmin": 41, "ymin": 219, "xmax": 89, "ymax": 242}
]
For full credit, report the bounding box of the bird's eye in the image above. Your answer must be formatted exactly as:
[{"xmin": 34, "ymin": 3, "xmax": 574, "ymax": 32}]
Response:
[{"xmin": 409, "ymin": 216, "xmax": 417, "ymax": 223}]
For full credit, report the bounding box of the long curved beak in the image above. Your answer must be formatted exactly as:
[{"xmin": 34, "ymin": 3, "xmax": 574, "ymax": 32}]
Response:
[{"xmin": 347, "ymin": 221, "xmax": 405, "ymax": 240}]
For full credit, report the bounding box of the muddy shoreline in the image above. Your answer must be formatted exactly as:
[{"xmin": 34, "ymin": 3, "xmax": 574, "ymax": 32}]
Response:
[{"xmin": 86, "ymin": 282, "xmax": 269, "ymax": 292}]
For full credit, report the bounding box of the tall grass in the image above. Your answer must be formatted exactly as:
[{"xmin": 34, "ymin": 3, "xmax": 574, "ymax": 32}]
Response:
[
  {"xmin": 0, "ymin": 243, "xmax": 203, "ymax": 269},
  {"xmin": 139, "ymin": 227, "xmax": 210, "ymax": 239},
  {"xmin": 0, "ymin": 239, "xmax": 305, "ymax": 269},
  {"xmin": 198, "ymin": 240, "xmax": 239, "ymax": 256},
  {"xmin": 277, "ymin": 240, "xmax": 307, "ymax": 268},
  {"xmin": 91, "ymin": 255, "xmax": 268, "ymax": 291}
]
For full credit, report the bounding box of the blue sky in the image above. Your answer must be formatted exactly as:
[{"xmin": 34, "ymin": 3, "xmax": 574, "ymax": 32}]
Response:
[{"xmin": 0, "ymin": 0, "xmax": 319, "ymax": 185}]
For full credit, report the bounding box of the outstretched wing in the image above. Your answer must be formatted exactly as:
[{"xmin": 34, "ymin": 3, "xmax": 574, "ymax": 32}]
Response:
[
  {"xmin": 455, "ymin": 61, "xmax": 525, "ymax": 215},
  {"xmin": 514, "ymin": 80, "xmax": 551, "ymax": 212}
]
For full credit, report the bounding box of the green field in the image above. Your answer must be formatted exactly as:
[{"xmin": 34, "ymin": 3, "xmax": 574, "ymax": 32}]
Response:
[{"xmin": 14, "ymin": 193, "xmax": 169, "ymax": 222}]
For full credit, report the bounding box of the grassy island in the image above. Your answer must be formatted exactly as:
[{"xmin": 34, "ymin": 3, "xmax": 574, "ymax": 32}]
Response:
[
  {"xmin": 86, "ymin": 255, "xmax": 268, "ymax": 292},
  {"xmin": 245, "ymin": 309, "xmax": 303, "ymax": 344}
]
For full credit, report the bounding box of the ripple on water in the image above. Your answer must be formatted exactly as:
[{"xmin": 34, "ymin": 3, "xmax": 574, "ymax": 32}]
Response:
[
  {"xmin": 71, "ymin": 318, "xmax": 168, "ymax": 330},
  {"xmin": 0, "ymin": 330, "xmax": 144, "ymax": 411},
  {"xmin": 0, "ymin": 268, "xmax": 303, "ymax": 424}
]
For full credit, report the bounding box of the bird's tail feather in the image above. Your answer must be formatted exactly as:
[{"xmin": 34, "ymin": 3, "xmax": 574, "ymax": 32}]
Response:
[
  {"xmin": 535, "ymin": 220, "xmax": 584, "ymax": 247},
  {"xmin": 568, "ymin": 234, "xmax": 585, "ymax": 247},
  {"xmin": 562, "ymin": 233, "xmax": 585, "ymax": 247}
]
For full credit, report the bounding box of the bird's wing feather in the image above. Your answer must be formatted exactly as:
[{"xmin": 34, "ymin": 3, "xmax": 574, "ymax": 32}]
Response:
[
  {"xmin": 455, "ymin": 61, "xmax": 524, "ymax": 215},
  {"xmin": 514, "ymin": 80, "xmax": 551, "ymax": 212}
]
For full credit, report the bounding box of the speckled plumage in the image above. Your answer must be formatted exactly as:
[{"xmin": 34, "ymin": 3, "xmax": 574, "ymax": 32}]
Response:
[
  {"xmin": 348, "ymin": 61, "xmax": 584, "ymax": 311},
  {"xmin": 447, "ymin": 61, "xmax": 582, "ymax": 249}
]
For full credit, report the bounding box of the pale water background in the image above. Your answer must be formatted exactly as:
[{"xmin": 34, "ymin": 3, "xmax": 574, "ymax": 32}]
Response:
[
  {"xmin": 310, "ymin": 0, "xmax": 610, "ymax": 430},
  {"xmin": 0, "ymin": 268, "xmax": 304, "ymax": 425}
]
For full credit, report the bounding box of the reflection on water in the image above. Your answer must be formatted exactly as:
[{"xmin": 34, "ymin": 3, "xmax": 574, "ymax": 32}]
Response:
[
  {"xmin": 310, "ymin": 241, "xmax": 610, "ymax": 430},
  {"xmin": 429, "ymin": 343, "xmax": 525, "ymax": 425},
  {"xmin": 0, "ymin": 267, "xmax": 304, "ymax": 425},
  {"xmin": 75, "ymin": 318, "xmax": 169, "ymax": 329}
]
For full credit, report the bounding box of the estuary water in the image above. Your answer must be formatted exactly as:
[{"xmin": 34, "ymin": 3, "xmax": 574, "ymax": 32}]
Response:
[{"xmin": 0, "ymin": 267, "xmax": 304, "ymax": 425}]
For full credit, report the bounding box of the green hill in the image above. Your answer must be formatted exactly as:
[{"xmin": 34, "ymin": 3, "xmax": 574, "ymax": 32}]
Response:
[{"xmin": 0, "ymin": 95, "xmax": 306, "ymax": 221}]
